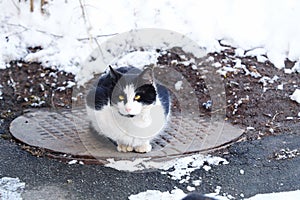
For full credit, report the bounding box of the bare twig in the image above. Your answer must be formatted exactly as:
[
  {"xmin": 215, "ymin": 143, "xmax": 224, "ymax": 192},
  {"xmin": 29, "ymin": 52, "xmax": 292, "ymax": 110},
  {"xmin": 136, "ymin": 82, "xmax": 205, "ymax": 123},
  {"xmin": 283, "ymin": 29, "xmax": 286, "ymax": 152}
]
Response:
[
  {"xmin": 244, "ymin": 46, "xmax": 265, "ymax": 55},
  {"xmin": 78, "ymin": 0, "xmax": 87, "ymax": 22},
  {"xmin": 77, "ymin": 33, "xmax": 118, "ymax": 41},
  {"xmin": 78, "ymin": 0, "xmax": 119, "ymax": 41},
  {"xmin": 272, "ymin": 112, "xmax": 281, "ymax": 122},
  {"xmin": 93, "ymin": 37, "xmax": 104, "ymax": 60},
  {"xmin": 8, "ymin": 71, "xmax": 17, "ymax": 92},
  {"xmin": 7, "ymin": 22, "xmax": 117, "ymax": 42},
  {"xmin": 40, "ymin": 0, "xmax": 46, "ymax": 14},
  {"xmin": 210, "ymin": 104, "xmax": 232, "ymax": 114},
  {"xmin": 6, "ymin": 23, "xmax": 64, "ymax": 38},
  {"xmin": 30, "ymin": 0, "xmax": 34, "ymax": 12},
  {"xmin": 78, "ymin": 0, "xmax": 93, "ymax": 41},
  {"xmin": 6, "ymin": 30, "xmax": 27, "ymax": 39},
  {"xmin": 50, "ymin": 90, "xmax": 56, "ymax": 108},
  {"xmin": 10, "ymin": 0, "xmax": 20, "ymax": 14}
]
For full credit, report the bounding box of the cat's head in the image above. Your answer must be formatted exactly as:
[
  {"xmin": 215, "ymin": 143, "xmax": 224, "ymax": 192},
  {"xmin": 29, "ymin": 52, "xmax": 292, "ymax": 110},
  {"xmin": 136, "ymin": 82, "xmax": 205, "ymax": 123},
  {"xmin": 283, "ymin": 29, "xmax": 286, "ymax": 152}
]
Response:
[{"xmin": 109, "ymin": 66, "xmax": 157, "ymax": 117}]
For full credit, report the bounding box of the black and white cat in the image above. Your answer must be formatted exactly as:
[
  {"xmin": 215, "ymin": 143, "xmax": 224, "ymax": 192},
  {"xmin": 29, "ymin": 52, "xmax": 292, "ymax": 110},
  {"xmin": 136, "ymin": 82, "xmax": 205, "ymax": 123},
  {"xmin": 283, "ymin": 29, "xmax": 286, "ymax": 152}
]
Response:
[{"xmin": 86, "ymin": 66, "xmax": 170, "ymax": 153}]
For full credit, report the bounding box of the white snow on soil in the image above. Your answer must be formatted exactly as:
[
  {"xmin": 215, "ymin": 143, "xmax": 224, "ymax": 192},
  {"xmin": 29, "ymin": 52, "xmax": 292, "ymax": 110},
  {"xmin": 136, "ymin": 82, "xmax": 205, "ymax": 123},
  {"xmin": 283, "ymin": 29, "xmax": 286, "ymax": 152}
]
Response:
[
  {"xmin": 2, "ymin": 0, "xmax": 300, "ymax": 84},
  {"xmin": 105, "ymin": 154, "xmax": 228, "ymax": 176},
  {"xmin": 115, "ymin": 51, "xmax": 160, "ymax": 69},
  {"xmin": 0, "ymin": 177, "xmax": 25, "ymax": 200},
  {"xmin": 160, "ymin": 154, "xmax": 228, "ymax": 181},
  {"xmin": 290, "ymin": 89, "xmax": 300, "ymax": 104},
  {"xmin": 128, "ymin": 189, "xmax": 300, "ymax": 200},
  {"xmin": 246, "ymin": 190, "xmax": 300, "ymax": 200},
  {"xmin": 105, "ymin": 158, "xmax": 152, "ymax": 172},
  {"xmin": 128, "ymin": 189, "xmax": 186, "ymax": 200}
]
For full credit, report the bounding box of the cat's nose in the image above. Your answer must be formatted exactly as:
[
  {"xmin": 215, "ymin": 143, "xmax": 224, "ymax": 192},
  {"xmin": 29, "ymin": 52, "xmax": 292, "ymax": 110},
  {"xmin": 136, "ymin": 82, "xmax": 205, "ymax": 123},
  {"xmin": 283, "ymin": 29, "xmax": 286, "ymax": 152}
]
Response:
[{"xmin": 125, "ymin": 108, "xmax": 131, "ymax": 112}]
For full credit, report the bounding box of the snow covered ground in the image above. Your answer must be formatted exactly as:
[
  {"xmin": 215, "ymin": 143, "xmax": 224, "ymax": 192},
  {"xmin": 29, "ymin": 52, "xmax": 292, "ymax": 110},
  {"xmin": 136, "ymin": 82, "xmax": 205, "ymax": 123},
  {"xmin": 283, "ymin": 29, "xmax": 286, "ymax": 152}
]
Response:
[{"xmin": 2, "ymin": 0, "xmax": 300, "ymax": 75}]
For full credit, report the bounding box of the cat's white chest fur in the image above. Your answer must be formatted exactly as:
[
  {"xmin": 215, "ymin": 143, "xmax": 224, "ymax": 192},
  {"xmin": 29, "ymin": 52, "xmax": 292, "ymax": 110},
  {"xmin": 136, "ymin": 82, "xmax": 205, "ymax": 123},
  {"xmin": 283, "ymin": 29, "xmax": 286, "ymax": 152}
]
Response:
[{"xmin": 86, "ymin": 100, "xmax": 167, "ymax": 153}]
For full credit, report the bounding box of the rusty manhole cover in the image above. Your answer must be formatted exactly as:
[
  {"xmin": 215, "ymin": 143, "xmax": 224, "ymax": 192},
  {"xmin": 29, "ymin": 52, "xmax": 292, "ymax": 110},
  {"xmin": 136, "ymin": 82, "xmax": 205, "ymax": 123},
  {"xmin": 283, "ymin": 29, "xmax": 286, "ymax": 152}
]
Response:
[{"xmin": 10, "ymin": 107, "xmax": 243, "ymax": 164}]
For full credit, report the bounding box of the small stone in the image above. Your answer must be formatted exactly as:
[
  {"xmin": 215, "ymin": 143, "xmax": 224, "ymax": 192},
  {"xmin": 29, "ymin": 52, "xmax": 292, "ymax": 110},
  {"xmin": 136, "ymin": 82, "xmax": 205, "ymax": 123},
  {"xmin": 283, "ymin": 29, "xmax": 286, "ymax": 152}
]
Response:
[{"xmin": 67, "ymin": 179, "xmax": 72, "ymax": 184}]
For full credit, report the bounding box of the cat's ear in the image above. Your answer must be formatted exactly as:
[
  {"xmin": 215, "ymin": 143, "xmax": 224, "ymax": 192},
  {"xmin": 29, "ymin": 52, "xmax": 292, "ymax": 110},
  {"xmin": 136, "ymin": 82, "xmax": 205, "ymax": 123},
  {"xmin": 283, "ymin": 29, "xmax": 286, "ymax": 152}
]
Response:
[
  {"xmin": 139, "ymin": 67, "xmax": 154, "ymax": 85},
  {"xmin": 109, "ymin": 65, "xmax": 121, "ymax": 82}
]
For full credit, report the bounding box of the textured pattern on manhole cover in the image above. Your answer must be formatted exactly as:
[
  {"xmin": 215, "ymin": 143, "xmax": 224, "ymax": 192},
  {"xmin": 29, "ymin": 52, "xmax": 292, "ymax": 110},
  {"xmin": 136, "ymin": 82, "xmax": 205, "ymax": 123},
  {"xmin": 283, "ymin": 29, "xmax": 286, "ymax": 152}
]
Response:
[{"xmin": 10, "ymin": 108, "xmax": 243, "ymax": 164}]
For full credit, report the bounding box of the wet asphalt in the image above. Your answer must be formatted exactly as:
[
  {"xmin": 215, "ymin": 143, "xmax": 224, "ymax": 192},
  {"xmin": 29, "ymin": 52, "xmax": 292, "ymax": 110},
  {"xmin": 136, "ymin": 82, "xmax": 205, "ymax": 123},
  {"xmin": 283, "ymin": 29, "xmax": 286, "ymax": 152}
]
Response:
[{"xmin": 0, "ymin": 133, "xmax": 300, "ymax": 200}]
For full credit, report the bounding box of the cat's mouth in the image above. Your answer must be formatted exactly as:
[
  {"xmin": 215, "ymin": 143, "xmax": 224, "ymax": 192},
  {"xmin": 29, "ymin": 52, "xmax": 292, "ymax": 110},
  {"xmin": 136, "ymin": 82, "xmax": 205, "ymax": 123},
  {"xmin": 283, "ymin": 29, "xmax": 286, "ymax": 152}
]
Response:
[{"xmin": 118, "ymin": 112, "xmax": 135, "ymax": 118}]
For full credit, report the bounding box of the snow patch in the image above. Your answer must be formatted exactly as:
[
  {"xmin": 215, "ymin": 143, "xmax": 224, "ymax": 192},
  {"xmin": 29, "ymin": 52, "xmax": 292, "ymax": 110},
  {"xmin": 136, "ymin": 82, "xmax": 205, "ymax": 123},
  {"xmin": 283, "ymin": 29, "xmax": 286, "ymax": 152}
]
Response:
[
  {"xmin": 292, "ymin": 61, "xmax": 300, "ymax": 73},
  {"xmin": 191, "ymin": 65, "xmax": 197, "ymax": 70},
  {"xmin": 0, "ymin": 177, "xmax": 25, "ymax": 200},
  {"xmin": 186, "ymin": 186, "xmax": 195, "ymax": 192},
  {"xmin": 2, "ymin": 1, "xmax": 300, "ymax": 80},
  {"xmin": 105, "ymin": 158, "xmax": 152, "ymax": 172},
  {"xmin": 217, "ymin": 59, "xmax": 262, "ymax": 79},
  {"xmin": 240, "ymin": 169, "xmax": 245, "ymax": 175},
  {"xmin": 204, "ymin": 186, "xmax": 234, "ymax": 200},
  {"xmin": 129, "ymin": 189, "xmax": 300, "ymax": 200},
  {"xmin": 274, "ymin": 148, "xmax": 299, "ymax": 160},
  {"xmin": 232, "ymin": 96, "xmax": 249, "ymax": 115},
  {"xmin": 162, "ymin": 155, "xmax": 228, "ymax": 181},
  {"xmin": 246, "ymin": 127, "xmax": 255, "ymax": 131},
  {"xmin": 277, "ymin": 84, "xmax": 284, "ymax": 90},
  {"xmin": 244, "ymin": 48, "xmax": 267, "ymax": 62},
  {"xmin": 213, "ymin": 62, "xmax": 222, "ymax": 68},
  {"xmin": 245, "ymin": 48, "xmax": 267, "ymax": 57},
  {"xmin": 235, "ymin": 48, "xmax": 245, "ymax": 57},
  {"xmin": 128, "ymin": 189, "xmax": 186, "ymax": 200},
  {"xmin": 236, "ymin": 63, "xmax": 262, "ymax": 78},
  {"xmin": 104, "ymin": 154, "xmax": 228, "ymax": 182},
  {"xmin": 115, "ymin": 51, "xmax": 160, "ymax": 69},
  {"xmin": 192, "ymin": 180, "xmax": 201, "ymax": 187},
  {"xmin": 68, "ymin": 160, "xmax": 78, "ymax": 165},
  {"xmin": 259, "ymin": 75, "xmax": 279, "ymax": 92},
  {"xmin": 175, "ymin": 81, "xmax": 183, "ymax": 91},
  {"xmin": 217, "ymin": 66, "xmax": 237, "ymax": 77},
  {"xmin": 284, "ymin": 68, "xmax": 294, "ymax": 74},
  {"xmin": 290, "ymin": 89, "xmax": 300, "ymax": 104},
  {"xmin": 246, "ymin": 190, "xmax": 300, "ymax": 200},
  {"xmin": 76, "ymin": 50, "xmax": 160, "ymax": 86}
]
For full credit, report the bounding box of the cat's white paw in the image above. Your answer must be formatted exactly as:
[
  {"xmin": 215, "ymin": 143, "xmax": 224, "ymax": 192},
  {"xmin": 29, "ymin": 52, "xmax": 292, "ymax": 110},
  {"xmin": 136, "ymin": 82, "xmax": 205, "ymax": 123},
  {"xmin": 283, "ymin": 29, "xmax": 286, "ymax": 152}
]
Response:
[
  {"xmin": 134, "ymin": 143, "xmax": 152, "ymax": 153},
  {"xmin": 117, "ymin": 144, "xmax": 134, "ymax": 152}
]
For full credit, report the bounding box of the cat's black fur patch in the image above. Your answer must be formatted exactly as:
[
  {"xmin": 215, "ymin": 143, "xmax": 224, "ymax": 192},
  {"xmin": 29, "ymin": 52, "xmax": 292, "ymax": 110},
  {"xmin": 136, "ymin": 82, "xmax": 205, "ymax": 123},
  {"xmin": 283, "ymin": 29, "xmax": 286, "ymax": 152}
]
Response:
[
  {"xmin": 134, "ymin": 84, "xmax": 157, "ymax": 105},
  {"xmin": 182, "ymin": 193, "xmax": 217, "ymax": 200},
  {"xmin": 86, "ymin": 66, "xmax": 170, "ymax": 116}
]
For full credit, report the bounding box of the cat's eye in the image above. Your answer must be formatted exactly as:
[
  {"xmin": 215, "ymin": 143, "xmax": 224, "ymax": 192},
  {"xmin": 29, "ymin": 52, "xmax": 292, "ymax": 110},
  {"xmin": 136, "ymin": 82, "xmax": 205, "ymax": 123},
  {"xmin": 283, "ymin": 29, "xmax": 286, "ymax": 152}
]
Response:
[
  {"xmin": 134, "ymin": 95, "xmax": 141, "ymax": 100},
  {"xmin": 118, "ymin": 95, "xmax": 125, "ymax": 101}
]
